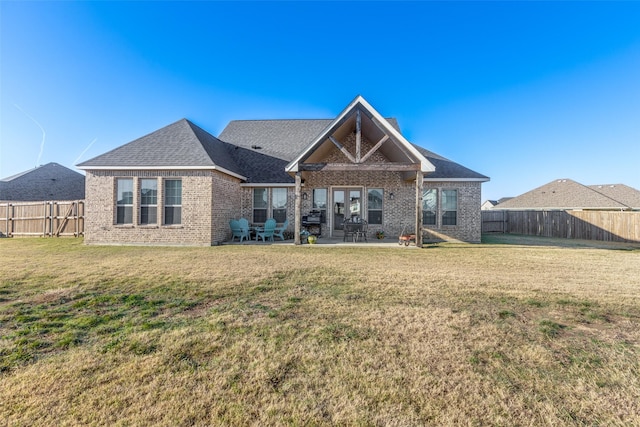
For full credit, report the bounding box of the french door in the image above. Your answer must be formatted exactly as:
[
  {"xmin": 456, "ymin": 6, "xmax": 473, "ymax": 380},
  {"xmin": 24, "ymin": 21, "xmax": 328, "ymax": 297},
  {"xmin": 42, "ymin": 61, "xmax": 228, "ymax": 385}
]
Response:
[{"xmin": 332, "ymin": 188, "xmax": 362, "ymax": 234}]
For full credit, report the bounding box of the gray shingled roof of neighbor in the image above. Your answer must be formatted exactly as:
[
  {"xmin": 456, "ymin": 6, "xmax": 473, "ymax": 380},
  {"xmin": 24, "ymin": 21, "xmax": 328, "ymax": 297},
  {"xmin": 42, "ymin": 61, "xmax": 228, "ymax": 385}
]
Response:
[
  {"xmin": 497, "ymin": 179, "xmax": 631, "ymax": 210},
  {"xmin": 0, "ymin": 162, "xmax": 85, "ymax": 201},
  {"xmin": 77, "ymin": 119, "xmax": 246, "ymax": 179},
  {"xmin": 589, "ymin": 184, "xmax": 640, "ymax": 209}
]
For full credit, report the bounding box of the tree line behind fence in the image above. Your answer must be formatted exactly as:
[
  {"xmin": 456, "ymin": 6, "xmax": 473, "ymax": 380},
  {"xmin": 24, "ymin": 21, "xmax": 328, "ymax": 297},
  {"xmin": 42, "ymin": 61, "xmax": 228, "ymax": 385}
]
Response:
[
  {"xmin": 0, "ymin": 201, "xmax": 84, "ymax": 238},
  {"xmin": 482, "ymin": 209, "xmax": 640, "ymax": 243}
]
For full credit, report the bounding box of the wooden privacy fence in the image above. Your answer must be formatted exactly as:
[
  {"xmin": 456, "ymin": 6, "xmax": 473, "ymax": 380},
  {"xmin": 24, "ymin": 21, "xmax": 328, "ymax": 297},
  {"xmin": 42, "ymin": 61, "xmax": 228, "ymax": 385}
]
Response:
[
  {"xmin": 0, "ymin": 201, "xmax": 84, "ymax": 238},
  {"xmin": 482, "ymin": 210, "xmax": 640, "ymax": 243}
]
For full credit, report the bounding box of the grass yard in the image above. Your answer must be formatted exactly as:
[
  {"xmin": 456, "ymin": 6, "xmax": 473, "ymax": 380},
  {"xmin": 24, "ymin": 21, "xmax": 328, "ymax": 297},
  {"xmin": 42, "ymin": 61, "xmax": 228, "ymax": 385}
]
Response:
[{"xmin": 1, "ymin": 235, "xmax": 639, "ymax": 425}]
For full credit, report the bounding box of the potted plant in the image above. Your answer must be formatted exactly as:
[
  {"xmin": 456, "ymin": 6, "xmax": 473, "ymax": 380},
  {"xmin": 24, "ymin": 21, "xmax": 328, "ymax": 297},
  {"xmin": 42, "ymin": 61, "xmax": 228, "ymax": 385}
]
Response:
[{"xmin": 376, "ymin": 230, "xmax": 385, "ymax": 239}]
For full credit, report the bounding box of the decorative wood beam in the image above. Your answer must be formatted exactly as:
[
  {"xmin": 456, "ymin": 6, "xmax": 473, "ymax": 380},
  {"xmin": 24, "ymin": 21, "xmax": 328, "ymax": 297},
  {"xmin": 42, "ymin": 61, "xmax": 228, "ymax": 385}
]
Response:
[
  {"xmin": 299, "ymin": 162, "xmax": 420, "ymax": 172},
  {"xmin": 328, "ymin": 136, "xmax": 356, "ymax": 163},
  {"xmin": 294, "ymin": 172, "xmax": 302, "ymax": 245},
  {"xmin": 355, "ymin": 109, "xmax": 361, "ymax": 163},
  {"xmin": 359, "ymin": 135, "xmax": 389, "ymax": 164},
  {"xmin": 415, "ymin": 170, "xmax": 424, "ymax": 248}
]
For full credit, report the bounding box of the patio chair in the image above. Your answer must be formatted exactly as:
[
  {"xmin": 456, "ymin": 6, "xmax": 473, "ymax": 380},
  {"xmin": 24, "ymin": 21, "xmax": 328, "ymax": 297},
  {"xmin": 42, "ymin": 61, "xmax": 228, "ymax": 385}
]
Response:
[
  {"xmin": 343, "ymin": 218, "xmax": 360, "ymax": 242},
  {"xmin": 229, "ymin": 219, "xmax": 249, "ymax": 242},
  {"xmin": 273, "ymin": 219, "xmax": 289, "ymax": 241},
  {"xmin": 355, "ymin": 220, "xmax": 368, "ymax": 242},
  {"xmin": 256, "ymin": 218, "xmax": 276, "ymax": 242},
  {"xmin": 238, "ymin": 218, "xmax": 250, "ymax": 239}
]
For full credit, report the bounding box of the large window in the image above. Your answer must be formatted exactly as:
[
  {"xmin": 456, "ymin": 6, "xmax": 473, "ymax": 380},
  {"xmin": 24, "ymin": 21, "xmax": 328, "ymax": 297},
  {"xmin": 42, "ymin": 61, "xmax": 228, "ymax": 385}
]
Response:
[
  {"xmin": 313, "ymin": 188, "xmax": 327, "ymax": 223},
  {"xmin": 423, "ymin": 189, "xmax": 437, "ymax": 226},
  {"xmin": 442, "ymin": 189, "xmax": 457, "ymax": 226},
  {"xmin": 164, "ymin": 179, "xmax": 182, "ymax": 225},
  {"xmin": 367, "ymin": 188, "xmax": 383, "ymax": 225},
  {"xmin": 272, "ymin": 188, "xmax": 287, "ymax": 223},
  {"xmin": 253, "ymin": 188, "xmax": 268, "ymax": 223},
  {"xmin": 116, "ymin": 178, "xmax": 133, "ymax": 225},
  {"xmin": 140, "ymin": 179, "xmax": 157, "ymax": 225}
]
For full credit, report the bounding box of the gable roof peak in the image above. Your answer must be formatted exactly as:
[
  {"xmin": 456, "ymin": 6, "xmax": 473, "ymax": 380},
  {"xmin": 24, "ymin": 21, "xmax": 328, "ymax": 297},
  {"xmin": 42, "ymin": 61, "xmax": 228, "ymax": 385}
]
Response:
[{"xmin": 285, "ymin": 95, "xmax": 436, "ymax": 173}]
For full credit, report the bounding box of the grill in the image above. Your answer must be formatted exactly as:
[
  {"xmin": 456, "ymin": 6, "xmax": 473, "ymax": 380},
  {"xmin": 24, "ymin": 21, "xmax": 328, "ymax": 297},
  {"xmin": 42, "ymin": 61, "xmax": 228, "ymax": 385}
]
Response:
[{"xmin": 302, "ymin": 210, "xmax": 323, "ymax": 236}]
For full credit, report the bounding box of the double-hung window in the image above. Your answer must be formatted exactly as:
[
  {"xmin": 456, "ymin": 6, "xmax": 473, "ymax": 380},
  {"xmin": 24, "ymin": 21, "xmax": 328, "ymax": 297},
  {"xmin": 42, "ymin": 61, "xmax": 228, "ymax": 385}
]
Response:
[
  {"xmin": 442, "ymin": 189, "xmax": 458, "ymax": 226},
  {"xmin": 367, "ymin": 188, "xmax": 383, "ymax": 225},
  {"xmin": 164, "ymin": 179, "xmax": 182, "ymax": 225},
  {"xmin": 422, "ymin": 189, "xmax": 437, "ymax": 226},
  {"xmin": 272, "ymin": 188, "xmax": 287, "ymax": 223},
  {"xmin": 116, "ymin": 178, "xmax": 133, "ymax": 225},
  {"xmin": 140, "ymin": 179, "xmax": 157, "ymax": 225},
  {"xmin": 253, "ymin": 188, "xmax": 268, "ymax": 223}
]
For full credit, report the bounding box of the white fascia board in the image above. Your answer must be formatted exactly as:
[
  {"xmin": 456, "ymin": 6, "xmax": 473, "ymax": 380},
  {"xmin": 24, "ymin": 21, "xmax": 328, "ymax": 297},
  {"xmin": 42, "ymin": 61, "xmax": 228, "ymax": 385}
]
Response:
[
  {"xmin": 77, "ymin": 165, "xmax": 247, "ymax": 181},
  {"xmin": 423, "ymin": 177, "xmax": 490, "ymax": 182},
  {"xmin": 357, "ymin": 97, "xmax": 436, "ymax": 173},
  {"xmin": 285, "ymin": 95, "xmax": 436, "ymax": 174},
  {"xmin": 285, "ymin": 96, "xmax": 362, "ymax": 173},
  {"xmin": 240, "ymin": 183, "xmax": 299, "ymax": 188}
]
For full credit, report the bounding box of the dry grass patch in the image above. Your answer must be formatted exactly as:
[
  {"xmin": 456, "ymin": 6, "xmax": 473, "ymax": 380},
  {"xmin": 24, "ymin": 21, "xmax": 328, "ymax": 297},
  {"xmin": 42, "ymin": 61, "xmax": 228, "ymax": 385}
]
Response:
[{"xmin": 1, "ymin": 236, "xmax": 639, "ymax": 425}]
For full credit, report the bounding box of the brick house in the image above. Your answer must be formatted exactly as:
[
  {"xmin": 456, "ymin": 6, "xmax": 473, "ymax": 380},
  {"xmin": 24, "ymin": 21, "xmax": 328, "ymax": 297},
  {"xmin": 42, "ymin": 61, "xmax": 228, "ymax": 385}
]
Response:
[{"xmin": 77, "ymin": 96, "xmax": 489, "ymax": 246}]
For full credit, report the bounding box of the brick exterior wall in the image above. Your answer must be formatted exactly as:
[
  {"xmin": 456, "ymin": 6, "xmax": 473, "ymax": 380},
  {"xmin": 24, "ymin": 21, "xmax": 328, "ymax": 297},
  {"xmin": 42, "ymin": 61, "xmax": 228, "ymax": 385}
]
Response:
[
  {"xmin": 239, "ymin": 133, "xmax": 483, "ymax": 243},
  {"xmin": 84, "ymin": 134, "xmax": 483, "ymax": 245},
  {"xmin": 84, "ymin": 170, "xmax": 237, "ymax": 246}
]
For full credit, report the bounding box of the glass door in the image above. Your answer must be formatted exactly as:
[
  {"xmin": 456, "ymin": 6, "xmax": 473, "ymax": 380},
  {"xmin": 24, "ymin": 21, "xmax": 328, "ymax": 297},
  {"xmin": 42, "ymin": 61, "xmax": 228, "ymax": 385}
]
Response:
[
  {"xmin": 333, "ymin": 188, "xmax": 362, "ymax": 234},
  {"xmin": 333, "ymin": 190, "xmax": 345, "ymax": 232}
]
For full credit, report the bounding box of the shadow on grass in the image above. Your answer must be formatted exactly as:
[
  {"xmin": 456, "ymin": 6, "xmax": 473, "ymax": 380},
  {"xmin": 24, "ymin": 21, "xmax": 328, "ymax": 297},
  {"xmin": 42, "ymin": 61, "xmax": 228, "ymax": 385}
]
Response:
[{"xmin": 481, "ymin": 233, "xmax": 640, "ymax": 251}]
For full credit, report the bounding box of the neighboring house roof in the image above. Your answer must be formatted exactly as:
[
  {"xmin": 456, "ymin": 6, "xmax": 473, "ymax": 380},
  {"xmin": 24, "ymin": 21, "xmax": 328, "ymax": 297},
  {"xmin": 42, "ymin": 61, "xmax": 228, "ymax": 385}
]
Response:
[
  {"xmin": 0, "ymin": 162, "xmax": 85, "ymax": 201},
  {"xmin": 589, "ymin": 184, "xmax": 640, "ymax": 209},
  {"xmin": 497, "ymin": 179, "xmax": 631, "ymax": 210},
  {"xmin": 482, "ymin": 200, "xmax": 498, "ymax": 208}
]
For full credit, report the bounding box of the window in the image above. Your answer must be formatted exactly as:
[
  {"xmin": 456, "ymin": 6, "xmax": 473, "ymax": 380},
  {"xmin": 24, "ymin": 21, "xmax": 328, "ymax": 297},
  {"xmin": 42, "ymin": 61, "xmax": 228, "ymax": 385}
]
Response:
[
  {"xmin": 253, "ymin": 188, "xmax": 268, "ymax": 223},
  {"xmin": 423, "ymin": 189, "xmax": 437, "ymax": 225},
  {"xmin": 140, "ymin": 179, "xmax": 157, "ymax": 225},
  {"xmin": 272, "ymin": 188, "xmax": 287, "ymax": 223},
  {"xmin": 116, "ymin": 178, "xmax": 133, "ymax": 224},
  {"xmin": 442, "ymin": 189, "xmax": 457, "ymax": 226},
  {"xmin": 312, "ymin": 189, "xmax": 327, "ymax": 223},
  {"xmin": 367, "ymin": 188, "xmax": 383, "ymax": 225},
  {"xmin": 164, "ymin": 179, "xmax": 182, "ymax": 225}
]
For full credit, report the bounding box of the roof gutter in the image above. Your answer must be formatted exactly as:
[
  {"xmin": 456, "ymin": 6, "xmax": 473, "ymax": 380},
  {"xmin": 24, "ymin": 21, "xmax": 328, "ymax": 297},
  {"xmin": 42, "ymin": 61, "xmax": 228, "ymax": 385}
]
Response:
[{"xmin": 77, "ymin": 165, "xmax": 247, "ymax": 181}]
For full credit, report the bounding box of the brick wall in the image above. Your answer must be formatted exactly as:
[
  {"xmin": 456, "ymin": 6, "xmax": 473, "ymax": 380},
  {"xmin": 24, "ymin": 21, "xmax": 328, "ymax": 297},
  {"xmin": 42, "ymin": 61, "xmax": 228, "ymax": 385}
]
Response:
[
  {"xmin": 211, "ymin": 172, "xmax": 243, "ymax": 244},
  {"xmin": 289, "ymin": 133, "xmax": 484, "ymax": 242},
  {"xmin": 83, "ymin": 133, "xmax": 483, "ymax": 245},
  {"xmin": 84, "ymin": 170, "xmax": 220, "ymax": 246}
]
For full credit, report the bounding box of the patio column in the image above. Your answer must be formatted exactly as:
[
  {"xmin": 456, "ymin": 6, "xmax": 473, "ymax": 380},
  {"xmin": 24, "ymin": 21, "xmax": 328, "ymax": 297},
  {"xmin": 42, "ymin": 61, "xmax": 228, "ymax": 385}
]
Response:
[
  {"xmin": 294, "ymin": 172, "xmax": 302, "ymax": 245},
  {"xmin": 415, "ymin": 170, "xmax": 423, "ymax": 248}
]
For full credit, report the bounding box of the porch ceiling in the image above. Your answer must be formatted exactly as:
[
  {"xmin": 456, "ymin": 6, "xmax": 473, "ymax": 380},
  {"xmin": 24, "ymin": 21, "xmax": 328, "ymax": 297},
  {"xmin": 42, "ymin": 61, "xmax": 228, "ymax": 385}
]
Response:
[{"xmin": 304, "ymin": 107, "xmax": 419, "ymax": 166}]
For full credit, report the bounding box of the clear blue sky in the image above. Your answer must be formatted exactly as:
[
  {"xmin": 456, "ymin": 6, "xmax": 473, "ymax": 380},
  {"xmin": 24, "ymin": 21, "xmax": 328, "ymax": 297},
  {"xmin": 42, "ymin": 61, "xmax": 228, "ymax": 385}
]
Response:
[{"xmin": 1, "ymin": 1, "xmax": 639, "ymax": 201}]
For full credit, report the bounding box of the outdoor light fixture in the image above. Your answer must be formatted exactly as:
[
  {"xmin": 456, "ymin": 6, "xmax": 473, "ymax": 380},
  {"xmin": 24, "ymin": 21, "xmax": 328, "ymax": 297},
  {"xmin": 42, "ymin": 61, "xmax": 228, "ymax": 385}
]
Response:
[
  {"xmin": 302, "ymin": 192, "xmax": 308, "ymax": 200},
  {"xmin": 389, "ymin": 192, "xmax": 394, "ymax": 200}
]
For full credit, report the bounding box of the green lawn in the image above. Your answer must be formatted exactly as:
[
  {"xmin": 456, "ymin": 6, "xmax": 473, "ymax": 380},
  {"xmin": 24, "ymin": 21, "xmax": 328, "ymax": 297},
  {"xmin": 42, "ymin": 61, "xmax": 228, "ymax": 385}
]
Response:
[{"xmin": 1, "ymin": 236, "xmax": 639, "ymax": 425}]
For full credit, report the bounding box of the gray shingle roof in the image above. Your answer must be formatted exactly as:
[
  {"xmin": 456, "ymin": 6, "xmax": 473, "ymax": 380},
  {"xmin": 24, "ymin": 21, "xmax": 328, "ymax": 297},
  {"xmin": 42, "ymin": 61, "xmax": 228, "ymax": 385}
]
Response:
[
  {"xmin": 79, "ymin": 116, "xmax": 488, "ymax": 183},
  {"xmin": 589, "ymin": 184, "xmax": 640, "ymax": 209},
  {"xmin": 0, "ymin": 162, "xmax": 85, "ymax": 201},
  {"xmin": 220, "ymin": 119, "xmax": 487, "ymax": 181},
  {"xmin": 497, "ymin": 179, "xmax": 631, "ymax": 210},
  {"xmin": 77, "ymin": 119, "xmax": 243, "ymax": 174},
  {"xmin": 413, "ymin": 146, "xmax": 489, "ymax": 180}
]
